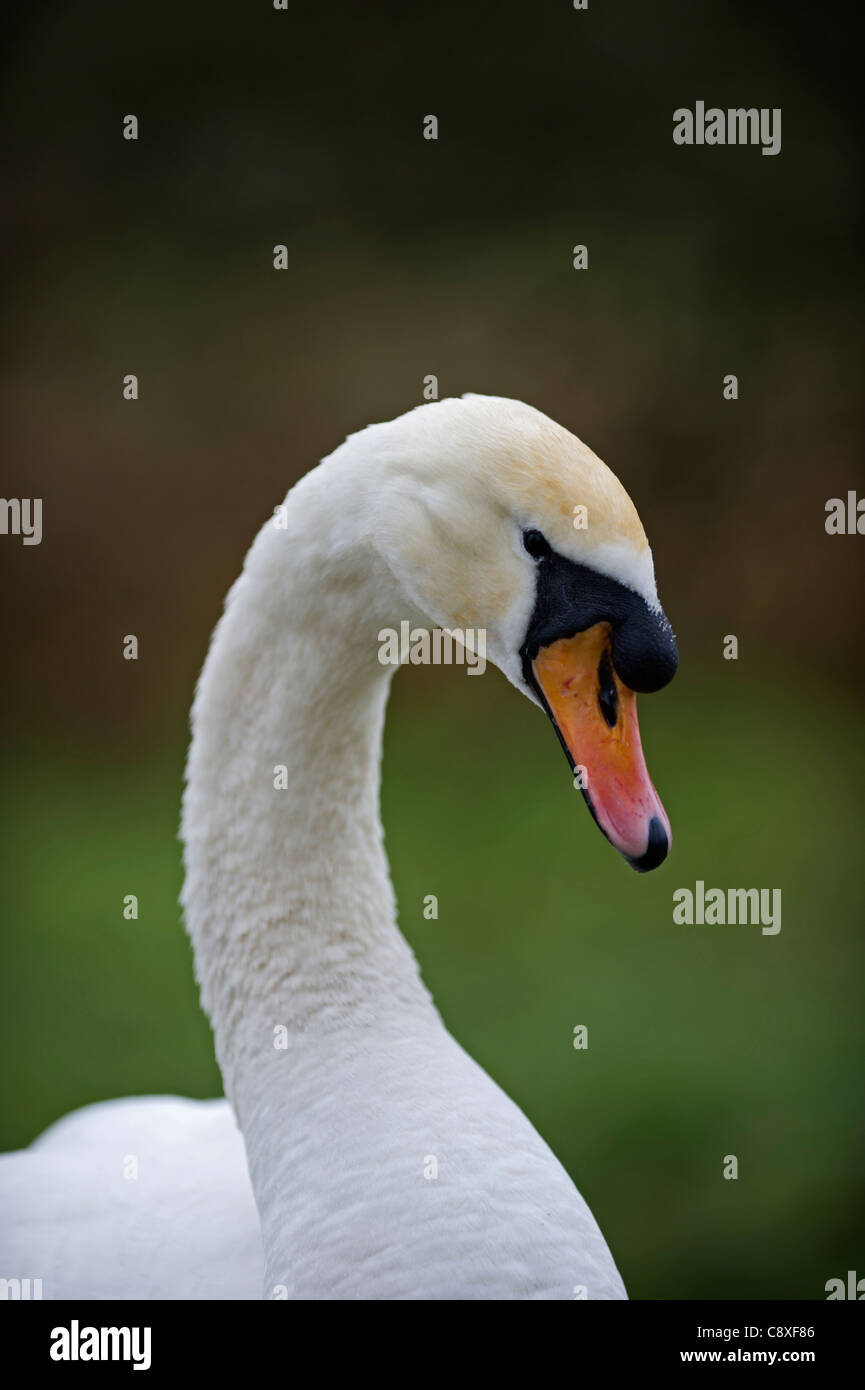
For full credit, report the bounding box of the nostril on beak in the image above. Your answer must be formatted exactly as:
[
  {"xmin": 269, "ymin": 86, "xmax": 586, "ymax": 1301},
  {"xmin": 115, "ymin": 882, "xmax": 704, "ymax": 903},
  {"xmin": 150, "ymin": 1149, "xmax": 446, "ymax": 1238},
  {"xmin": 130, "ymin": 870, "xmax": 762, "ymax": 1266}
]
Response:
[{"xmin": 597, "ymin": 651, "xmax": 618, "ymax": 728}]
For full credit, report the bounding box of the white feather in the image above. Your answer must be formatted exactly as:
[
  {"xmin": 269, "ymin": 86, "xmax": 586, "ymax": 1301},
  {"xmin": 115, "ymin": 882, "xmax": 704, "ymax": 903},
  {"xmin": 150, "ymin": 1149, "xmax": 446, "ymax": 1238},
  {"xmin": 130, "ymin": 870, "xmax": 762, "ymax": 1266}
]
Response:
[{"xmin": 1, "ymin": 398, "xmax": 643, "ymax": 1300}]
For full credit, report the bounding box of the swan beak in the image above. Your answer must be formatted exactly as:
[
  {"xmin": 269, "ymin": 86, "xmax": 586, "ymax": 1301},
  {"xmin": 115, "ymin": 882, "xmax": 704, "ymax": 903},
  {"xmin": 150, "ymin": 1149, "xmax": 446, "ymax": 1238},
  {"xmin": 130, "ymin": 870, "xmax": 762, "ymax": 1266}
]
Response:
[{"xmin": 531, "ymin": 624, "xmax": 671, "ymax": 872}]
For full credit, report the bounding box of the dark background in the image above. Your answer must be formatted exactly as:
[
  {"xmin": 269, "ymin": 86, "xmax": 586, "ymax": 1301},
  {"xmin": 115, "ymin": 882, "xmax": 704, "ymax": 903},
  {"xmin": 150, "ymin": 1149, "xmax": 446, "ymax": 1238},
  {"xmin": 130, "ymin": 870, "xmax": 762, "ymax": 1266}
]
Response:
[{"xmin": 1, "ymin": 1, "xmax": 863, "ymax": 1298}]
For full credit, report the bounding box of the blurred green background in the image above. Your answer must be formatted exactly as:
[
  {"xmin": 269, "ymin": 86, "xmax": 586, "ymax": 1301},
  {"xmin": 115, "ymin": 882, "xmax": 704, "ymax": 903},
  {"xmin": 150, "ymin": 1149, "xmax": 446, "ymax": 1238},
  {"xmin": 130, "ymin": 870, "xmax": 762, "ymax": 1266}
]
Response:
[{"xmin": 1, "ymin": 0, "xmax": 863, "ymax": 1298}]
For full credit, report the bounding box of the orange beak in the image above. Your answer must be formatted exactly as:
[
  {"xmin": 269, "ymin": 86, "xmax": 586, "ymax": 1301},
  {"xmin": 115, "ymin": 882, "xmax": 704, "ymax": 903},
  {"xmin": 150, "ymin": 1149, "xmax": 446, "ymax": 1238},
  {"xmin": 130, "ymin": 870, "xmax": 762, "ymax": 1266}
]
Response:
[{"xmin": 531, "ymin": 623, "xmax": 671, "ymax": 871}]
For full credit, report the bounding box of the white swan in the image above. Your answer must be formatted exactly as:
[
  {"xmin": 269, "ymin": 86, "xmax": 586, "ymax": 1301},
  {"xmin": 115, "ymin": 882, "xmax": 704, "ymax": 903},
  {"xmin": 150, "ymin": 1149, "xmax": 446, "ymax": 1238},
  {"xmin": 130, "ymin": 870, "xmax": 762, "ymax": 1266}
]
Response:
[{"xmin": 0, "ymin": 395, "xmax": 677, "ymax": 1301}]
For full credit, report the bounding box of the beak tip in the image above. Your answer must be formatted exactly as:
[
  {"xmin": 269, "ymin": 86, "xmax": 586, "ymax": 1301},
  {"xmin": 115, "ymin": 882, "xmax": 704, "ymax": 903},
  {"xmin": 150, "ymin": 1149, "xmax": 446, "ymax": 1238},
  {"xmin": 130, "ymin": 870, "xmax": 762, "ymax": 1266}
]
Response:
[{"xmin": 625, "ymin": 815, "xmax": 670, "ymax": 873}]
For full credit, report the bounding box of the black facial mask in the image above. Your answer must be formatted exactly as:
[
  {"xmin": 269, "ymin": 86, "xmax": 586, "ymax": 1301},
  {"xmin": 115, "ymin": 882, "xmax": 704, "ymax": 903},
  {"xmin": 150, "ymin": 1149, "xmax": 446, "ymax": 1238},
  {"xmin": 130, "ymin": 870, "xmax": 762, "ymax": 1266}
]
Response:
[{"xmin": 519, "ymin": 552, "xmax": 678, "ymax": 693}]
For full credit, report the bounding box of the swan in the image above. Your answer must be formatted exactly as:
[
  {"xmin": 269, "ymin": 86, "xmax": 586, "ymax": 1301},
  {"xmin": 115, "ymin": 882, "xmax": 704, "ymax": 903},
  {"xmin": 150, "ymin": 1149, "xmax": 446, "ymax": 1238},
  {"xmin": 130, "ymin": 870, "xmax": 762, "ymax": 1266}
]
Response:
[{"xmin": 0, "ymin": 394, "xmax": 677, "ymax": 1300}]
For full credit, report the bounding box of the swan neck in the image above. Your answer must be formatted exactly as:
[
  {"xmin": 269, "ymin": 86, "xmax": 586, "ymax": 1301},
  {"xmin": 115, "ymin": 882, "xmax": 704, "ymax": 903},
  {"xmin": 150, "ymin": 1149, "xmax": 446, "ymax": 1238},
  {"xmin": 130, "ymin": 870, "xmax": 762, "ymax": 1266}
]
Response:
[{"xmin": 181, "ymin": 482, "xmax": 435, "ymax": 1106}]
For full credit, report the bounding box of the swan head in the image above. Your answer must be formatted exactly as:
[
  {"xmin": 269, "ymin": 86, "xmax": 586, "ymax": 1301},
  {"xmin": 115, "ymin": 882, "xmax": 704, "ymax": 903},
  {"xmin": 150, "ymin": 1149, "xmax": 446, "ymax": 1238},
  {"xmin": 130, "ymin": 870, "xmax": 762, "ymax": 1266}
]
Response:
[{"xmin": 362, "ymin": 394, "xmax": 678, "ymax": 872}]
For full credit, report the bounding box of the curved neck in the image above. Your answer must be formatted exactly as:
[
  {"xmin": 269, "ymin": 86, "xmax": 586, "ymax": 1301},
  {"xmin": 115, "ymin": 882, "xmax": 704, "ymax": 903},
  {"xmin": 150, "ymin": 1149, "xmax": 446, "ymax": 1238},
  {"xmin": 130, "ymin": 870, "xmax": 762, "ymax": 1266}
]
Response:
[{"xmin": 181, "ymin": 470, "xmax": 436, "ymax": 1114}]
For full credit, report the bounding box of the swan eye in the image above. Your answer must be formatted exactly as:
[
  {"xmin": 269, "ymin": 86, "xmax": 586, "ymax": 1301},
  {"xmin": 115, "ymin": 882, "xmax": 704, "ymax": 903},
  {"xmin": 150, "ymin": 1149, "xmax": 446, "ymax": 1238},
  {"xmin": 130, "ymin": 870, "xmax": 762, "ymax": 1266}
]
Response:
[{"xmin": 523, "ymin": 528, "xmax": 552, "ymax": 561}]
